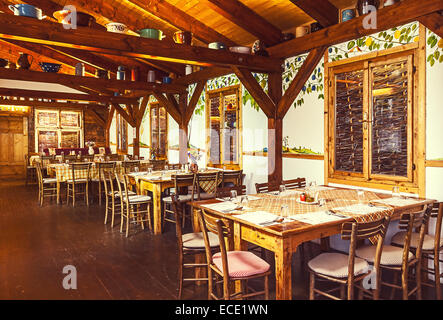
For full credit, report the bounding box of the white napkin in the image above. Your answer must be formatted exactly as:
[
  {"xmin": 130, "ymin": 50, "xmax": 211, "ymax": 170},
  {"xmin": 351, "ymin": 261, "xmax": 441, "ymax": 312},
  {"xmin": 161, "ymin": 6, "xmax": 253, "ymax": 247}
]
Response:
[
  {"xmin": 289, "ymin": 210, "xmax": 348, "ymax": 225},
  {"xmin": 236, "ymin": 211, "xmax": 290, "ymax": 226},
  {"xmin": 371, "ymin": 197, "xmax": 424, "ymax": 207},
  {"xmin": 333, "ymin": 203, "xmax": 388, "ymax": 215},
  {"xmin": 201, "ymin": 202, "xmax": 240, "ymax": 213}
]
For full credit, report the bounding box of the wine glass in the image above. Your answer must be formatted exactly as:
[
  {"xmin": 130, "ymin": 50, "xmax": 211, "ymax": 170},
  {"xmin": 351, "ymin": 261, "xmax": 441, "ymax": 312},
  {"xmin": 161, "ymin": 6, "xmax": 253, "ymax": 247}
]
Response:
[
  {"xmin": 134, "ymin": 155, "xmax": 138, "ymax": 160},
  {"xmin": 357, "ymin": 189, "xmax": 365, "ymax": 204},
  {"xmin": 164, "ymin": 165, "xmax": 169, "ymax": 171},
  {"xmin": 134, "ymin": 166, "xmax": 139, "ymax": 173},
  {"xmin": 241, "ymin": 195, "xmax": 249, "ymax": 207},
  {"xmin": 147, "ymin": 168, "xmax": 153, "ymax": 174}
]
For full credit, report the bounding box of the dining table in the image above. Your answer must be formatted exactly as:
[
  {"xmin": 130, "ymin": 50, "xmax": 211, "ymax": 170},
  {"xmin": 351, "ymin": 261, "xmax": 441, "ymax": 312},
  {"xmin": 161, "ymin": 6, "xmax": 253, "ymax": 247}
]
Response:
[
  {"xmin": 191, "ymin": 186, "xmax": 436, "ymax": 300},
  {"xmin": 129, "ymin": 167, "xmax": 237, "ymax": 235}
]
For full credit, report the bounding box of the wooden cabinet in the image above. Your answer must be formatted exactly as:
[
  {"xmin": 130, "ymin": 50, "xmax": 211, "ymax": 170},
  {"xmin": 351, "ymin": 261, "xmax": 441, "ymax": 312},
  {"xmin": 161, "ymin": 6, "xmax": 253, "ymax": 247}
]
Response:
[
  {"xmin": 149, "ymin": 103, "xmax": 168, "ymax": 160},
  {"xmin": 206, "ymin": 85, "xmax": 241, "ymax": 170}
]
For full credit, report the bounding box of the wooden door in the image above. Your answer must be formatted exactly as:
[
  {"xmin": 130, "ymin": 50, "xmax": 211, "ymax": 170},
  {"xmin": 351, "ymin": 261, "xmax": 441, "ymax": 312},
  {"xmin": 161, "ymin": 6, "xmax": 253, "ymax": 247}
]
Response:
[{"xmin": 0, "ymin": 116, "xmax": 28, "ymax": 180}]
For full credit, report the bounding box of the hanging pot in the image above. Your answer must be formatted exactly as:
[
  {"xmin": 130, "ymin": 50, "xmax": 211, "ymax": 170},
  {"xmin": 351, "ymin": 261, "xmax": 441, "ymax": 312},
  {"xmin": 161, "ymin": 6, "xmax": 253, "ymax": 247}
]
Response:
[{"xmin": 17, "ymin": 53, "xmax": 33, "ymax": 70}]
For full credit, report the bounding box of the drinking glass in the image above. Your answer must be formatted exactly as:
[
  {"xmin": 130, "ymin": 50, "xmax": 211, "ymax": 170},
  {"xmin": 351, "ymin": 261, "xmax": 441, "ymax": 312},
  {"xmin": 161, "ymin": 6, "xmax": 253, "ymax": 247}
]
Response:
[
  {"xmin": 134, "ymin": 166, "xmax": 139, "ymax": 173},
  {"xmin": 281, "ymin": 204, "xmax": 289, "ymax": 217},
  {"xmin": 357, "ymin": 189, "xmax": 365, "ymax": 203},
  {"xmin": 392, "ymin": 186, "xmax": 401, "ymax": 198},
  {"xmin": 164, "ymin": 165, "xmax": 169, "ymax": 171},
  {"xmin": 230, "ymin": 190, "xmax": 238, "ymax": 202},
  {"xmin": 147, "ymin": 168, "xmax": 153, "ymax": 174},
  {"xmin": 279, "ymin": 185, "xmax": 286, "ymax": 195},
  {"xmin": 134, "ymin": 155, "xmax": 138, "ymax": 160},
  {"xmin": 241, "ymin": 195, "xmax": 249, "ymax": 206}
]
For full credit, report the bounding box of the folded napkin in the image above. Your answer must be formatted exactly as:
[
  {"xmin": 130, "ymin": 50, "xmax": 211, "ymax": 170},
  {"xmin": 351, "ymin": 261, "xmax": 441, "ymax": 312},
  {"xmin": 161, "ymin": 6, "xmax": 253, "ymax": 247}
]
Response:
[
  {"xmin": 201, "ymin": 202, "xmax": 240, "ymax": 213},
  {"xmin": 333, "ymin": 203, "xmax": 389, "ymax": 215},
  {"xmin": 236, "ymin": 211, "xmax": 290, "ymax": 226},
  {"xmin": 371, "ymin": 197, "xmax": 424, "ymax": 207}
]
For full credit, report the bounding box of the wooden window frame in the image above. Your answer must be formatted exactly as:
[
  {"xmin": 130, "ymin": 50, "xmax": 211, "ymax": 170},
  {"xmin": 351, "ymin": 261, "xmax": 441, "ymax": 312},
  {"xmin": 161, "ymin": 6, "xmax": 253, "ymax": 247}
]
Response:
[
  {"xmin": 149, "ymin": 102, "xmax": 169, "ymax": 160},
  {"xmin": 205, "ymin": 85, "xmax": 242, "ymax": 170},
  {"xmin": 116, "ymin": 113, "xmax": 128, "ymax": 154},
  {"xmin": 34, "ymin": 108, "xmax": 83, "ymax": 153},
  {"xmin": 325, "ymin": 42, "xmax": 424, "ymax": 194}
]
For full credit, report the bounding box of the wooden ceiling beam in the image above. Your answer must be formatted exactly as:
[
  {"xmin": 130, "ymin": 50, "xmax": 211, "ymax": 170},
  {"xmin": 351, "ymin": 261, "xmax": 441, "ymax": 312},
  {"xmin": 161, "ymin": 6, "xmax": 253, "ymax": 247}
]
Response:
[
  {"xmin": 0, "ymin": 98, "xmax": 104, "ymax": 109},
  {"xmin": 135, "ymin": 96, "xmax": 149, "ymax": 127},
  {"xmin": 418, "ymin": 12, "xmax": 443, "ymax": 38},
  {"xmin": 201, "ymin": 0, "xmax": 283, "ymax": 46},
  {"xmin": 111, "ymin": 103, "xmax": 136, "ymax": 127},
  {"xmin": 0, "ymin": 68, "xmax": 187, "ymax": 94},
  {"xmin": 174, "ymin": 67, "xmax": 233, "ymax": 86},
  {"xmin": 276, "ymin": 46, "xmax": 327, "ymax": 118},
  {"xmin": 290, "ymin": 0, "xmax": 339, "ymax": 27},
  {"xmin": 152, "ymin": 91, "xmax": 182, "ymax": 124},
  {"xmin": 268, "ymin": 0, "xmax": 443, "ymax": 59},
  {"xmin": 0, "ymin": 88, "xmax": 138, "ymax": 104},
  {"xmin": 232, "ymin": 67, "xmax": 275, "ymax": 118},
  {"xmin": 0, "ymin": 14, "xmax": 281, "ymax": 72},
  {"xmin": 127, "ymin": 0, "xmax": 237, "ymax": 47},
  {"xmin": 184, "ymin": 81, "xmax": 205, "ymax": 125},
  {"xmin": 106, "ymin": 105, "xmax": 115, "ymax": 131}
]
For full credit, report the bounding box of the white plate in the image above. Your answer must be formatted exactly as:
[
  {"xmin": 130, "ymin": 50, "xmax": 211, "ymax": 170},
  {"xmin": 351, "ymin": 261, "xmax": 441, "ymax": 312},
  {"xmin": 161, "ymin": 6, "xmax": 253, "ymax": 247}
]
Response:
[{"xmin": 296, "ymin": 199, "xmax": 319, "ymax": 205}]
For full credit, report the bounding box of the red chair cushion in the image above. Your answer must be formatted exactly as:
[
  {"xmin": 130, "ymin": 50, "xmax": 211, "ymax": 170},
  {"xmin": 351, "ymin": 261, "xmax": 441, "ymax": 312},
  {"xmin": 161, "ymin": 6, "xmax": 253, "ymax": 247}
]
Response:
[{"xmin": 212, "ymin": 251, "xmax": 270, "ymax": 278}]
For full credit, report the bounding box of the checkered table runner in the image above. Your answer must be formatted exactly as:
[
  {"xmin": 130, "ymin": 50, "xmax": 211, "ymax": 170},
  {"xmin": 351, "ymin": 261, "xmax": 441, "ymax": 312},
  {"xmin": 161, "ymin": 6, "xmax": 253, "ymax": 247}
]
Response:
[{"xmin": 47, "ymin": 163, "xmax": 125, "ymax": 182}]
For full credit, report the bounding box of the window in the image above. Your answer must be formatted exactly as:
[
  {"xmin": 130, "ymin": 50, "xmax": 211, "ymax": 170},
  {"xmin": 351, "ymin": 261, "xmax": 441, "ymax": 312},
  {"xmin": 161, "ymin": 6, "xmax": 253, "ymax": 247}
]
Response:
[
  {"xmin": 327, "ymin": 48, "xmax": 418, "ymax": 190},
  {"xmin": 149, "ymin": 102, "xmax": 168, "ymax": 159},
  {"xmin": 206, "ymin": 85, "xmax": 242, "ymax": 169},
  {"xmin": 35, "ymin": 109, "xmax": 82, "ymax": 153},
  {"xmin": 116, "ymin": 113, "xmax": 128, "ymax": 154}
]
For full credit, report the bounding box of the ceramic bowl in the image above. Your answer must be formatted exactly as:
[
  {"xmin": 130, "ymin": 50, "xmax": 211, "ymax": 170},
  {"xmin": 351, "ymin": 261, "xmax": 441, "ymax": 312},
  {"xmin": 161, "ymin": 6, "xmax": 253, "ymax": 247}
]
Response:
[
  {"xmin": 39, "ymin": 62, "xmax": 62, "ymax": 73},
  {"xmin": 9, "ymin": 4, "xmax": 45, "ymax": 20},
  {"xmin": 229, "ymin": 46, "xmax": 251, "ymax": 54},
  {"xmin": 53, "ymin": 10, "xmax": 96, "ymax": 27},
  {"xmin": 208, "ymin": 42, "xmax": 226, "ymax": 50},
  {"xmin": 106, "ymin": 22, "xmax": 128, "ymax": 34}
]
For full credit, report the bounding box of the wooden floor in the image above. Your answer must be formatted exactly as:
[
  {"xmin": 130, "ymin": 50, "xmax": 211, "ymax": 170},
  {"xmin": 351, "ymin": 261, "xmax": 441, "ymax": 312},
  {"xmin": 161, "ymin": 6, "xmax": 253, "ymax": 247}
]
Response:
[{"xmin": 0, "ymin": 180, "xmax": 440, "ymax": 300}]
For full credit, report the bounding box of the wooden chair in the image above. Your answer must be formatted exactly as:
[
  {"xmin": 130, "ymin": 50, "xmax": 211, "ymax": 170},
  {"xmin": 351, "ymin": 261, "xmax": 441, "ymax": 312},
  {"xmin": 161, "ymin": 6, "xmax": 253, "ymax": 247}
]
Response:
[
  {"xmin": 108, "ymin": 154, "xmax": 121, "ymax": 161},
  {"xmin": 357, "ymin": 205, "xmax": 432, "ymax": 300},
  {"xmin": 150, "ymin": 159, "xmax": 166, "ymax": 171},
  {"xmin": 171, "ymin": 194, "xmax": 220, "ymax": 299},
  {"xmin": 35, "ymin": 162, "xmax": 57, "ymax": 206},
  {"xmin": 282, "ymin": 177, "xmax": 306, "ymax": 189},
  {"xmin": 216, "ymin": 185, "xmax": 247, "ymax": 199},
  {"xmin": 81, "ymin": 154, "xmax": 94, "ymax": 162},
  {"xmin": 198, "ymin": 208, "xmax": 271, "ymax": 300},
  {"xmin": 167, "ymin": 163, "xmax": 182, "ymax": 170},
  {"xmin": 195, "ymin": 171, "xmax": 220, "ymax": 201},
  {"xmin": 391, "ymin": 203, "xmax": 442, "ymax": 299},
  {"xmin": 255, "ymin": 181, "xmax": 279, "ymax": 194},
  {"xmin": 308, "ymin": 217, "xmax": 390, "ymax": 300},
  {"xmin": 96, "ymin": 162, "xmax": 116, "ymax": 206},
  {"xmin": 116, "ymin": 173, "xmax": 152, "ymax": 237},
  {"xmin": 25, "ymin": 154, "xmax": 37, "ymax": 185},
  {"xmin": 66, "ymin": 162, "xmax": 91, "ymax": 207},
  {"xmin": 162, "ymin": 173, "xmax": 196, "ymax": 228},
  {"xmin": 220, "ymin": 170, "xmax": 243, "ymax": 187},
  {"xmin": 103, "ymin": 171, "xmax": 135, "ymax": 227},
  {"xmin": 122, "ymin": 160, "xmax": 140, "ymax": 173}
]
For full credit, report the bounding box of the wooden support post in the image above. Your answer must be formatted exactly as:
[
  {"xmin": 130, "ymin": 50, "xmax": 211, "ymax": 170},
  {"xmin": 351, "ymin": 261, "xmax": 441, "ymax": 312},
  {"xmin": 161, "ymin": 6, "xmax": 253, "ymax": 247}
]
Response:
[
  {"xmin": 268, "ymin": 72, "xmax": 283, "ymax": 184},
  {"xmin": 179, "ymin": 94, "xmax": 188, "ymax": 164},
  {"xmin": 105, "ymin": 105, "xmax": 115, "ymax": 148},
  {"xmin": 133, "ymin": 125, "xmax": 140, "ymax": 157}
]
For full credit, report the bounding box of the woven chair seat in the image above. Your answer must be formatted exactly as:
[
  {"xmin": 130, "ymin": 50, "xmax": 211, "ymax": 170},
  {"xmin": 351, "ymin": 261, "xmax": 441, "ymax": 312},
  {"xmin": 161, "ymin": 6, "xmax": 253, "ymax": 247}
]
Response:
[
  {"xmin": 182, "ymin": 232, "xmax": 220, "ymax": 249},
  {"xmin": 391, "ymin": 231, "xmax": 443, "ymax": 251},
  {"xmin": 66, "ymin": 179, "xmax": 88, "ymax": 184},
  {"xmin": 163, "ymin": 194, "xmax": 197, "ymax": 203},
  {"xmin": 356, "ymin": 245, "xmax": 414, "ymax": 266},
  {"xmin": 108, "ymin": 190, "xmax": 136, "ymax": 197},
  {"xmin": 42, "ymin": 178, "xmax": 57, "ymax": 184},
  {"xmin": 124, "ymin": 195, "xmax": 151, "ymax": 204},
  {"xmin": 308, "ymin": 252, "xmax": 369, "ymax": 278},
  {"xmin": 212, "ymin": 251, "xmax": 270, "ymax": 278}
]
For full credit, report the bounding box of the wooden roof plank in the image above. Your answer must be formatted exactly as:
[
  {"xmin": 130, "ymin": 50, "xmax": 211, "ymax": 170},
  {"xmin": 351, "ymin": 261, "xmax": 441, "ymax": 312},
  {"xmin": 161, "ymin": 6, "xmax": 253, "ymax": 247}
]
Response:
[
  {"xmin": 200, "ymin": 0, "xmax": 283, "ymax": 46},
  {"xmin": 290, "ymin": 0, "xmax": 339, "ymax": 27},
  {"xmin": 418, "ymin": 12, "xmax": 443, "ymax": 38}
]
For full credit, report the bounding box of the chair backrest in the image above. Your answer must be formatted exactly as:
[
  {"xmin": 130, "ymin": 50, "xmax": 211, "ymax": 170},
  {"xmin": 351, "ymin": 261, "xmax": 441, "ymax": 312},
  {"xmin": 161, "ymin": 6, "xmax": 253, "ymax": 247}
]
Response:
[
  {"xmin": 97, "ymin": 162, "xmax": 116, "ymax": 182},
  {"xmin": 221, "ymin": 170, "xmax": 243, "ymax": 187},
  {"xmin": 216, "ymin": 185, "xmax": 247, "ymax": 199},
  {"xmin": 109, "ymin": 154, "xmax": 121, "ymax": 161},
  {"xmin": 198, "ymin": 209, "xmax": 232, "ymax": 274},
  {"xmin": 102, "ymin": 170, "xmax": 115, "ymax": 198},
  {"xmin": 81, "ymin": 155, "xmax": 94, "ymax": 162},
  {"xmin": 171, "ymin": 173, "xmax": 196, "ymax": 196},
  {"xmin": 282, "ymin": 178, "xmax": 306, "ymax": 190},
  {"xmin": 341, "ymin": 217, "xmax": 391, "ymax": 299},
  {"xmin": 255, "ymin": 181, "xmax": 279, "ymax": 194},
  {"xmin": 35, "ymin": 162, "xmax": 44, "ymax": 187},
  {"xmin": 150, "ymin": 159, "xmax": 166, "ymax": 171},
  {"xmin": 122, "ymin": 160, "xmax": 140, "ymax": 173},
  {"xmin": 167, "ymin": 163, "xmax": 182, "ymax": 170},
  {"xmin": 171, "ymin": 194, "xmax": 185, "ymax": 248},
  {"xmin": 69, "ymin": 162, "xmax": 91, "ymax": 182},
  {"xmin": 431, "ymin": 202, "xmax": 443, "ymax": 249},
  {"xmin": 397, "ymin": 204, "xmax": 433, "ymax": 265},
  {"xmin": 195, "ymin": 171, "xmax": 220, "ymax": 200}
]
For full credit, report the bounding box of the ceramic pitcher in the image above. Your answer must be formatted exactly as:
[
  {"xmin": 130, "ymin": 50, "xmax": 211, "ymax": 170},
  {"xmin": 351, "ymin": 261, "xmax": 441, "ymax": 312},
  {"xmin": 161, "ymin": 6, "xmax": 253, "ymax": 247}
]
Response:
[{"xmin": 17, "ymin": 53, "xmax": 33, "ymax": 70}]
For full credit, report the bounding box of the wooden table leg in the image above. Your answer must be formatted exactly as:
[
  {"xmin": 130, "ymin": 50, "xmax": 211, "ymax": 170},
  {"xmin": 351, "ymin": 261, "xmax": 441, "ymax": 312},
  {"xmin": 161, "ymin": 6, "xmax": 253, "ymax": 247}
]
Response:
[
  {"xmin": 152, "ymin": 184, "xmax": 162, "ymax": 235},
  {"xmin": 274, "ymin": 240, "xmax": 293, "ymax": 300},
  {"xmin": 57, "ymin": 181, "xmax": 60, "ymax": 205}
]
